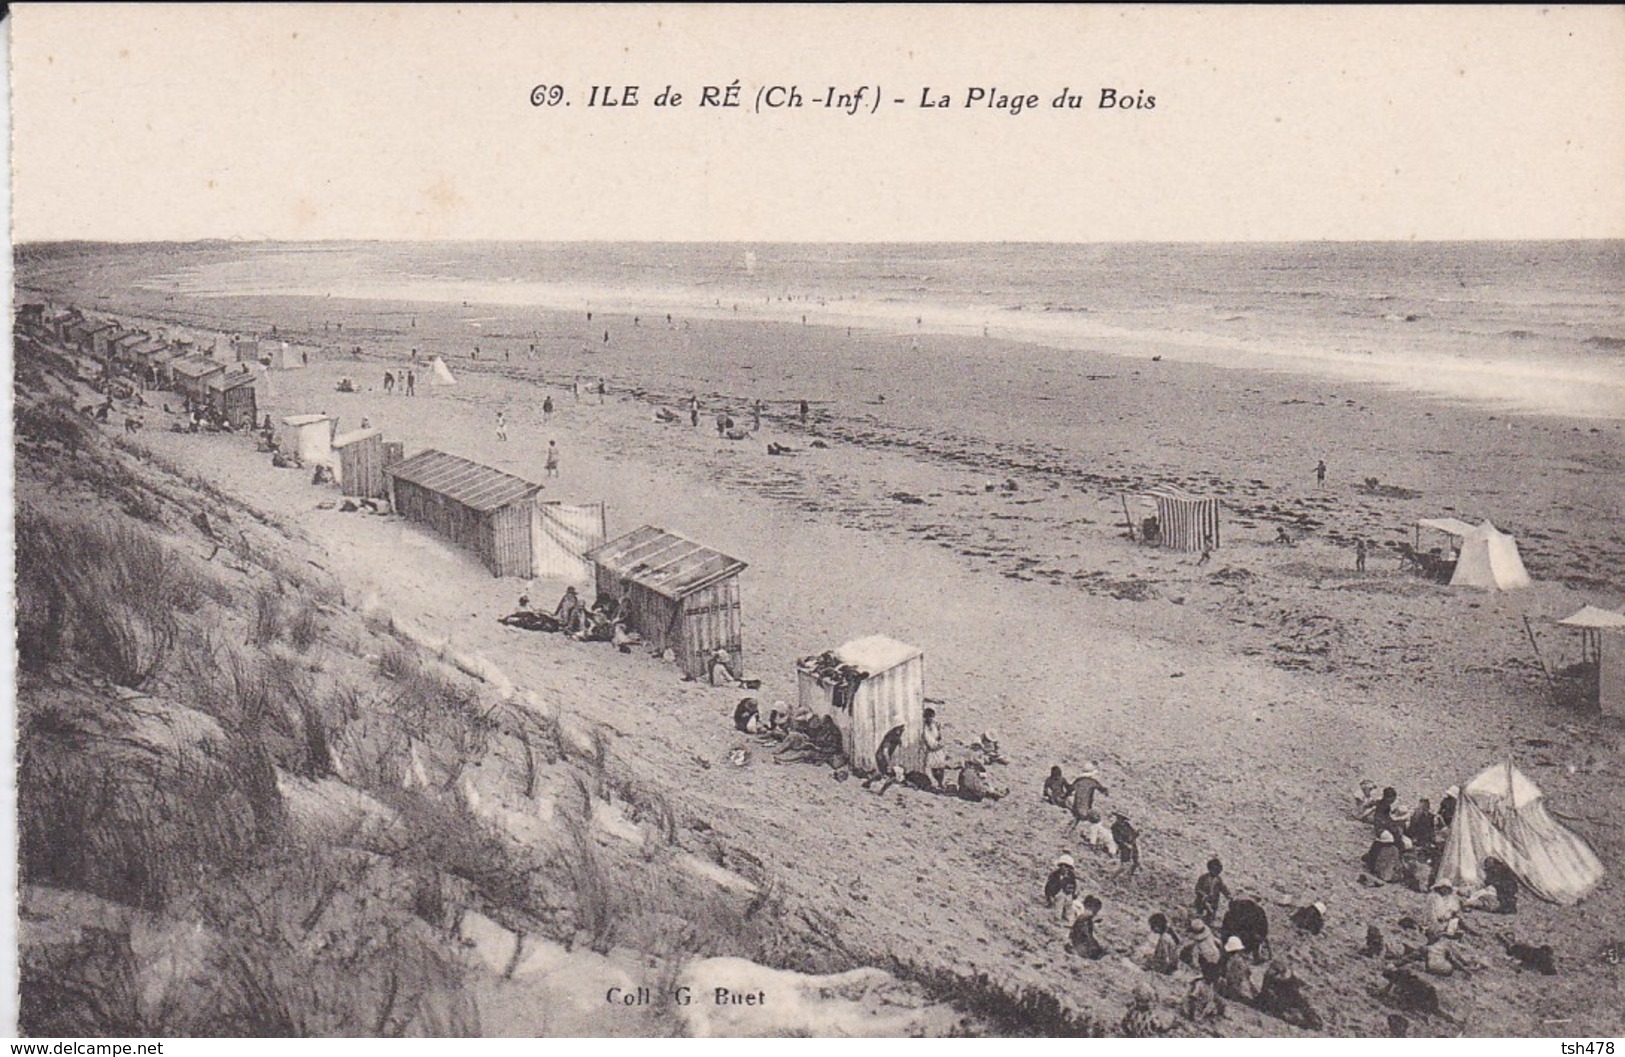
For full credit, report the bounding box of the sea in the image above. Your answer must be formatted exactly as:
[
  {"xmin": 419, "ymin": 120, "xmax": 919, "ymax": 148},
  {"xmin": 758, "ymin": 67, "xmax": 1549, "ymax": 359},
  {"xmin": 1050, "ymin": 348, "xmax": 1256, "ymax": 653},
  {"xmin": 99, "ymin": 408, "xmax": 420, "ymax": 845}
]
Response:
[{"xmin": 154, "ymin": 240, "xmax": 1625, "ymax": 419}]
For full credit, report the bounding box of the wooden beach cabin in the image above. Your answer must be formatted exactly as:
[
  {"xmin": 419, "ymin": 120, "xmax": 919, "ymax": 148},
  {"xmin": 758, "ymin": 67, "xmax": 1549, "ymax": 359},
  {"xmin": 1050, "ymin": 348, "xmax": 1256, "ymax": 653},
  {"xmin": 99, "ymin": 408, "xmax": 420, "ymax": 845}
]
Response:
[
  {"xmin": 587, "ymin": 525, "xmax": 747, "ymax": 679},
  {"xmin": 206, "ymin": 372, "xmax": 259, "ymax": 430},
  {"xmin": 81, "ymin": 322, "xmax": 117, "ymax": 359},
  {"xmin": 111, "ymin": 331, "xmax": 149, "ymax": 366},
  {"xmin": 149, "ymin": 347, "xmax": 187, "ymax": 389},
  {"xmin": 796, "ymin": 635, "xmax": 926, "ymax": 776},
  {"xmin": 332, "ymin": 428, "xmax": 387, "ymax": 498},
  {"xmin": 531, "ymin": 501, "xmax": 609, "ymax": 584},
  {"xmin": 171, "ymin": 355, "xmax": 226, "ymax": 403},
  {"xmin": 281, "ymin": 413, "xmax": 338, "ymax": 465},
  {"xmin": 1141, "ymin": 487, "xmax": 1221, "ymax": 553},
  {"xmin": 231, "ymin": 336, "xmax": 261, "ymax": 363},
  {"xmin": 386, "ymin": 449, "xmax": 542, "ymax": 577}
]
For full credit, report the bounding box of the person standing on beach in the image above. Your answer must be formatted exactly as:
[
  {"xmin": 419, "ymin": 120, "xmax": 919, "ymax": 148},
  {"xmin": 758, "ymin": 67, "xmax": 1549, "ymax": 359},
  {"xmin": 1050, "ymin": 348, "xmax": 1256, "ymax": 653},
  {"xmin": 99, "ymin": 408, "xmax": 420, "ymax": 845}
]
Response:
[
  {"xmin": 799, "ymin": 400, "xmax": 809, "ymax": 424},
  {"xmin": 545, "ymin": 440, "xmax": 559, "ymax": 477},
  {"xmin": 383, "ymin": 370, "xmax": 395, "ymax": 395},
  {"xmin": 1315, "ymin": 459, "xmax": 1327, "ymax": 487},
  {"xmin": 573, "ymin": 375, "xmax": 582, "ymax": 403},
  {"xmin": 405, "ymin": 369, "xmax": 416, "ymax": 396},
  {"xmin": 496, "ymin": 411, "xmax": 508, "ymax": 442},
  {"xmin": 597, "ymin": 378, "xmax": 606, "ymax": 403},
  {"xmin": 922, "ymin": 708, "xmax": 947, "ymax": 789},
  {"xmin": 543, "ymin": 395, "xmax": 554, "ymax": 423},
  {"xmin": 1356, "ymin": 538, "xmax": 1368, "ymax": 573},
  {"xmin": 752, "ymin": 400, "xmax": 763, "ymax": 432}
]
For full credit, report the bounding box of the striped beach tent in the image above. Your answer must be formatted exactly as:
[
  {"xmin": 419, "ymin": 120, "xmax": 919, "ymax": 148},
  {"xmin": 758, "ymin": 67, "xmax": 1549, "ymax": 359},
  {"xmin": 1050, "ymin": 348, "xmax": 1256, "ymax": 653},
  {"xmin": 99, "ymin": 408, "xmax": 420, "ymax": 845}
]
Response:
[{"xmin": 1146, "ymin": 487, "xmax": 1221, "ymax": 553}]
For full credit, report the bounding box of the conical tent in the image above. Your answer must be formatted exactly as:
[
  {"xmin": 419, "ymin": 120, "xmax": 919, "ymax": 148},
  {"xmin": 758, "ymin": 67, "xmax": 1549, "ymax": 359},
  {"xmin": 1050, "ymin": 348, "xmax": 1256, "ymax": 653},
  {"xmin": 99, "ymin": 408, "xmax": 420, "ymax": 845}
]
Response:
[
  {"xmin": 1435, "ymin": 762, "xmax": 1604, "ymax": 905},
  {"xmin": 1450, "ymin": 521, "xmax": 1531, "ymax": 591},
  {"xmin": 430, "ymin": 356, "xmax": 458, "ymax": 385}
]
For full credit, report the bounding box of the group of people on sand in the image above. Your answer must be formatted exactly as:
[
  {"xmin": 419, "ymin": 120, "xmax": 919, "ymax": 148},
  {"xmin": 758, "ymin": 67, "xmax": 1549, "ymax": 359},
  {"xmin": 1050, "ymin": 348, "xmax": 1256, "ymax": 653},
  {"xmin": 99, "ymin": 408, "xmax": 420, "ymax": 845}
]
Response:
[
  {"xmin": 1044, "ymin": 762, "xmax": 1140, "ymax": 878},
  {"xmin": 1042, "ymin": 851, "xmax": 1324, "ymax": 1035},
  {"xmin": 500, "ymin": 584, "xmax": 642, "ymax": 652}
]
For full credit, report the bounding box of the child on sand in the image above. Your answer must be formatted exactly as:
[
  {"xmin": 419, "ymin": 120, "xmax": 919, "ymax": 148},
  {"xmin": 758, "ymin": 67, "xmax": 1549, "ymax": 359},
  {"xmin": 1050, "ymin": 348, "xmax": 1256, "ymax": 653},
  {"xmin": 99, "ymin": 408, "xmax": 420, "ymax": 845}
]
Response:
[{"xmin": 545, "ymin": 440, "xmax": 559, "ymax": 477}]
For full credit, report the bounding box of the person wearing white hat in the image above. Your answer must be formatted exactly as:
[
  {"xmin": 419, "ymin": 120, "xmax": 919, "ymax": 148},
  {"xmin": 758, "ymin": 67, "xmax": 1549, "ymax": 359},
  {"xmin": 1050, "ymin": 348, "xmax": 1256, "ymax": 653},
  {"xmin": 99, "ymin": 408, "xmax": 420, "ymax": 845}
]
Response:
[
  {"xmin": 1426, "ymin": 881, "xmax": 1462, "ymax": 941},
  {"xmin": 1289, "ymin": 900, "xmax": 1327, "ymax": 935},
  {"xmin": 1439, "ymin": 786, "xmax": 1460, "ymax": 829},
  {"xmin": 1045, "ymin": 854, "xmax": 1078, "ymax": 919},
  {"xmin": 1217, "ymin": 935, "xmax": 1257, "ymax": 1003},
  {"xmin": 1362, "ymin": 829, "xmax": 1402, "ymax": 883},
  {"xmin": 1066, "ymin": 763, "xmax": 1110, "ymax": 832}
]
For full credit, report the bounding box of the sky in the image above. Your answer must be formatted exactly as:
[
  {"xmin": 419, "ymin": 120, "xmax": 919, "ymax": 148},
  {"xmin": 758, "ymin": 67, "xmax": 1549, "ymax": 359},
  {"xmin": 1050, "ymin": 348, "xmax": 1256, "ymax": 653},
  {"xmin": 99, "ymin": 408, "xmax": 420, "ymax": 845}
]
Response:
[{"xmin": 10, "ymin": 4, "xmax": 1625, "ymax": 243}]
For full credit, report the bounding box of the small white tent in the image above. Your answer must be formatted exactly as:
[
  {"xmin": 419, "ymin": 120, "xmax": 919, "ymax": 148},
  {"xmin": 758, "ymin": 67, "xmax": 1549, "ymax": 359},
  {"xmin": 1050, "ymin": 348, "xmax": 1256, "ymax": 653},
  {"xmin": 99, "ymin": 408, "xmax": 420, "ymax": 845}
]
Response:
[
  {"xmin": 1558, "ymin": 605, "xmax": 1625, "ymax": 717},
  {"xmin": 1450, "ymin": 521, "xmax": 1531, "ymax": 591},
  {"xmin": 1435, "ymin": 762, "xmax": 1604, "ymax": 905},
  {"xmin": 430, "ymin": 356, "xmax": 458, "ymax": 386}
]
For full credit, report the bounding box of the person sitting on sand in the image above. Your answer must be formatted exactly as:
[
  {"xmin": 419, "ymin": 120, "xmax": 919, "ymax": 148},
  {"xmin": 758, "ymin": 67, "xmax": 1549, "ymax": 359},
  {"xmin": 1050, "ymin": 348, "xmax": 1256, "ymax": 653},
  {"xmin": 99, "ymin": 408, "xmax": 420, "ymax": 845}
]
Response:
[
  {"xmin": 1370, "ymin": 786, "xmax": 1402, "ymax": 839},
  {"xmin": 1043, "ymin": 765, "xmax": 1071, "ymax": 808},
  {"xmin": 708, "ymin": 647, "xmax": 747, "ymax": 687},
  {"xmin": 1194, "ymin": 858, "xmax": 1231, "ymax": 924},
  {"xmin": 1482, "ymin": 852, "xmax": 1514, "ymax": 910},
  {"xmin": 957, "ymin": 758, "xmax": 1005, "ymax": 802},
  {"xmin": 862, "ymin": 724, "xmax": 907, "ymax": 793},
  {"xmin": 1255, "ymin": 960, "xmax": 1322, "ymax": 1030},
  {"xmin": 1425, "ymin": 881, "xmax": 1462, "ymax": 941},
  {"xmin": 1361, "ymin": 830, "xmax": 1402, "ymax": 884},
  {"xmin": 1145, "ymin": 912, "xmax": 1181, "ymax": 975},
  {"xmin": 1067, "ymin": 895, "xmax": 1107, "ymax": 960},
  {"xmin": 1179, "ymin": 917, "xmax": 1223, "ymax": 980},
  {"xmin": 1275, "ymin": 526, "xmax": 1295, "ymax": 545},
  {"xmin": 1406, "ymin": 797, "xmax": 1439, "ymax": 854},
  {"xmin": 970, "ymin": 731, "xmax": 1007, "ymax": 766},
  {"xmin": 774, "ymin": 715, "xmax": 844, "ymax": 768},
  {"xmin": 552, "ymin": 587, "xmax": 589, "ymax": 637},
  {"xmin": 733, "ymin": 697, "xmax": 762, "ymax": 734},
  {"xmin": 1120, "ymin": 984, "xmax": 1169, "ymax": 1038}
]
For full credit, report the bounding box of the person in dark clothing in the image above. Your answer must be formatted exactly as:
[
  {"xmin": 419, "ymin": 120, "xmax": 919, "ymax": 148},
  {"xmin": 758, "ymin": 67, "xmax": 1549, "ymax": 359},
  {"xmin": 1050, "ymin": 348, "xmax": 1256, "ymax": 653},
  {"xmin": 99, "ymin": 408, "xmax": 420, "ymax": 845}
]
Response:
[
  {"xmin": 1111, "ymin": 813, "xmax": 1141, "ymax": 880},
  {"xmin": 732, "ymin": 697, "xmax": 761, "ymax": 734},
  {"xmin": 1145, "ymin": 912, "xmax": 1181, "ymax": 974},
  {"xmin": 1256, "ymin": 961, "xmax": 1322, "ymax": 1030},
  {"xmin": 1043, "ymin": 765, "xmax": 1071, "ymax": 807},
  {"xmin": 1045, "ymin": 854, "xmax": 1078, "ymax": 911},
  {"xmin": 1438, "ymin": 786, "xmax": 1459, "ymax": 829},
  {"xmin": 1221, "ymin": 897, "xmax": 1270, "ymax": 962},
  {"xmin": 1067, "ymin": 895, "xmax": 1106, "ymax": 959},
  {"xmin": 1481, "ymin": 856, "xmax": 1520, "ymax": 914},
  {"xmin": 1406, "ymin": 798, "xmax": 1438, "ymax": 852},
  {"xmin": 863, "ymin": 724, "xmax": 907, "ymax": 793},
  {"xmin": 1289, "ymin": 901, "xmax": 1327, "ymax": 935},
  {"xmin": 1195, "ymin": 858, "xmax": 1231, "ymax": 924},
  {"xmin": 1371, "ymin": 787, "xmax": 1402, "ymax": 840}
]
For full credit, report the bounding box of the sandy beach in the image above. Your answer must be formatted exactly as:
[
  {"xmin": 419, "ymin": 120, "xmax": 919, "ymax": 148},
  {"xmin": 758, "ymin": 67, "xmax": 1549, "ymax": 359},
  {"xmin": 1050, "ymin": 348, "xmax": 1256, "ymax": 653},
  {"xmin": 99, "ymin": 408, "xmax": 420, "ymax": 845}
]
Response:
[{"xmin": 17, "ymin": 247, "xmax": 1625, "ymax": 1036}]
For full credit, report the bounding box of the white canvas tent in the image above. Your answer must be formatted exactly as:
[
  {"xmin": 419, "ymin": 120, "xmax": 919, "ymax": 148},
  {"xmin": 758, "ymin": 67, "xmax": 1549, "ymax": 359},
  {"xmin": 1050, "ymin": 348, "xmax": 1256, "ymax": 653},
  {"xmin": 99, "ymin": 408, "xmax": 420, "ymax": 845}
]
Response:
[
  {"xmin": 1416, "ymin": 518, "xmax": 1531, "ymax": 591},
  {"xmin": 1558, "ymin": 605, "xmax": 1625, "ymax": 717},
  {"xmin": 281, "ymin": 413, "xmax": 337, "ymax": 466},
  {"xmin": 530, "ymin": 501, "xmax": 608, "ymax": 584},
  {"xmin": 1435, "ymin": 762, "xmax": 1604, "ymax": 905},
  {"xmin": 430, "ymin": 356, "xmax": 458, "ymax": 385}
]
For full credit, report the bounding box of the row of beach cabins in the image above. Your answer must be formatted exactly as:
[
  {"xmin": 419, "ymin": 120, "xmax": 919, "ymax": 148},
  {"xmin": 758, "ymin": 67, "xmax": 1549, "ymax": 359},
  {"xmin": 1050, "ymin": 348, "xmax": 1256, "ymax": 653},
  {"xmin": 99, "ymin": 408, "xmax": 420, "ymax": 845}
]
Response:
[
  {"xmin": 18, "ymin": 300, "xmax": 1620, "ymax": 771},
  {"xmin": 15, "ymin": 301, "xmax": 320, "ymax": 431},
  {"xmin": 18, "ymin": 302, "xmax": 933, "ymax": 773}
]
